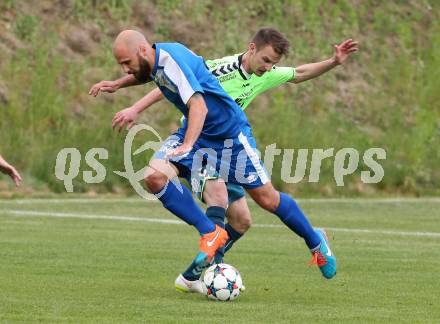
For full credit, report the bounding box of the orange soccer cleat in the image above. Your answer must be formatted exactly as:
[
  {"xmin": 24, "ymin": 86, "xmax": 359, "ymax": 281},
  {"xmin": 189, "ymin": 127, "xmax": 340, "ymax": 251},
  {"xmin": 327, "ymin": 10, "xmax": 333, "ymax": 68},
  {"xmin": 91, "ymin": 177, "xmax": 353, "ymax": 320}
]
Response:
[{"xmin": 195, "ymin": 225, "xmax": 229, "ymax": 265}]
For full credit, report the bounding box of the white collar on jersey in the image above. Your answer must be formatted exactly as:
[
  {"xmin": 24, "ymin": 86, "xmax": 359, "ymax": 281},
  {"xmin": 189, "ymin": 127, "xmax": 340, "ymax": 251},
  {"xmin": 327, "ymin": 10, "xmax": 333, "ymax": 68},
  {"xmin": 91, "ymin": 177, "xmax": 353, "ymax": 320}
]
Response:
[{"xmin": 238, "ymin": 53, "xmax": 251, "ymax": 80}]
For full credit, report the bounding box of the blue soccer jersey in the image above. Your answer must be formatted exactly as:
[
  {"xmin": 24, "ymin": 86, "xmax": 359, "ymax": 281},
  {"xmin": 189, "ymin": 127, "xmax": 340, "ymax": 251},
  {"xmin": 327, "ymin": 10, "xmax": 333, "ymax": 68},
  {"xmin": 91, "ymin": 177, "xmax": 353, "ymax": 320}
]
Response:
[{"xmin": 151, "ymin": 43, "xmax": 249, "ymax": 139}]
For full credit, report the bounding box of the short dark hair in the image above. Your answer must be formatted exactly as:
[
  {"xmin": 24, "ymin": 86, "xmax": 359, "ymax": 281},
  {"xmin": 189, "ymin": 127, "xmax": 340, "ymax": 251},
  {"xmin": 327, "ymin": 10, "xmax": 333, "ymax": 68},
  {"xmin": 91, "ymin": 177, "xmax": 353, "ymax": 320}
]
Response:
[{"xmin": 251, "ymin": 27, "xmax": 290, "ymax": 56}]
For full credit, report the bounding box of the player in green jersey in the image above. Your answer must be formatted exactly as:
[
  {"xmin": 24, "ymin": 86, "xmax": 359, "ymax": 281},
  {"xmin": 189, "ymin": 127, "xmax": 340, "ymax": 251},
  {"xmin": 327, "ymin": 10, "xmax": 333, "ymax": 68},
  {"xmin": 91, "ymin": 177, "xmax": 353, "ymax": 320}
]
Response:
[{"xmin": 92, "ymin": 28, "xmax": 358, "ymax": 291}]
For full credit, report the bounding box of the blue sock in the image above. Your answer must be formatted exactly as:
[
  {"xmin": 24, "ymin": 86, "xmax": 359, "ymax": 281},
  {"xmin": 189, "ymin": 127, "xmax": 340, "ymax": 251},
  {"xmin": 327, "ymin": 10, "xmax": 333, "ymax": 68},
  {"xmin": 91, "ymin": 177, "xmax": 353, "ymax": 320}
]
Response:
[
  {"xmin": 274, "ymin": 192, "xmax": 321, "ymax": 250},
  {"xmin": 206, "ymin": 206, "xmax": 226, "ymax": 228},
  {"xmin": 181, "ymin": 259, "xmax": 206, "ymax": 281},
  {"xmin": 214, "ymin": 223, "xmax": 243, "ymax": 264},
  {"xmin": 224, "ymin": 223, "xmax": 243, "ymax": 253},
  {"xmin": 182, "ymin": 206, "xmax": 226, "ymax": 280},
  {"xmin": 156, "ymin": 181, "xmax": 215, "ymax": 235}
]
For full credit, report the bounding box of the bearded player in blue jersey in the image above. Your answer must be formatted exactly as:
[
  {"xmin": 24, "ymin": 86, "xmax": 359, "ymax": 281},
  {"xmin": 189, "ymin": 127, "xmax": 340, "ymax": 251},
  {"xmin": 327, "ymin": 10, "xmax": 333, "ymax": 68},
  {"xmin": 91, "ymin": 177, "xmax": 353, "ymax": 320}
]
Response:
[{"xmin": 90, "ymin": 29, "xmax": 337, "ymax": 291}]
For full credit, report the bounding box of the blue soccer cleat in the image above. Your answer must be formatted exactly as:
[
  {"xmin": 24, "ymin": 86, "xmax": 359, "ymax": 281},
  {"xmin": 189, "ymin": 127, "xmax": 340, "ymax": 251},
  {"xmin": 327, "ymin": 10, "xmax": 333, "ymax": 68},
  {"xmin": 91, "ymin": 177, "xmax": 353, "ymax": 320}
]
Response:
[{"xmin": 309, "ymin": 229, "xmax": 336, "ymax": 279}]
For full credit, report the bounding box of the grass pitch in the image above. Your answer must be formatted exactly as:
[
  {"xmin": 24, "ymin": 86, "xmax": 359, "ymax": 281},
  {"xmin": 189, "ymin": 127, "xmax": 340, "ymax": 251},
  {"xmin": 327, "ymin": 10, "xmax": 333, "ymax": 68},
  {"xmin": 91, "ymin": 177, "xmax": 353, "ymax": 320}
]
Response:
[{"xmin": 1, "ymin": 198, "xmax": 439, "ymax": 323}]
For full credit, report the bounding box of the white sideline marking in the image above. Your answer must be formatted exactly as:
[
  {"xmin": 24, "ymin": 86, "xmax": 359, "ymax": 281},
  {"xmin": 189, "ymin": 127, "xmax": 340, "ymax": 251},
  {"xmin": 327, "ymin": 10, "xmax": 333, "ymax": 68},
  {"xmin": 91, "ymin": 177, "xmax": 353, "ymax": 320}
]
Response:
[
  {"xmin": 2, "ymin": 197, "xmax": 440, "ymax": 204},
  {"xmin": 2, "ymin": 210, "xmax": 182, "ymax": 224},
  {"xmin": 1, "ymin": 198, "xmax": 149, "ymax": 204},
  {"xmin": 2, "ymin": 209, "xmax": 440, "ymax": 238}
]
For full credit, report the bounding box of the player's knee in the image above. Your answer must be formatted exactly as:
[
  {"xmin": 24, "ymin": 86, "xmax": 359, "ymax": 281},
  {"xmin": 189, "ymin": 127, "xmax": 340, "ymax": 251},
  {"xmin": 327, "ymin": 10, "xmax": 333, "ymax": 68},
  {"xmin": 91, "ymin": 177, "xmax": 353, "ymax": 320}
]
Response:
[
  {"xmin": 227, "ymin": 200, "xmax": 252, "ymax": 233},
  {"xmin": 238, "ymin": 213, "xmax": 252, "ymax": 232},
  {"xmin": 248, "ymin": 184, "xmax": 280, "ymax": 212},
  {"xmin": 204, "ymin": 192, "xmax": 228, "ymax": 208},
  {"xmin": 144, "ymin": 171, "xmax": 167, "ymax": 193},
  {"xmin": 228, "ymin": 216, "xmax": 251, "ymax": 234},
  {"xmin": 204, "ymin": 181, "xmax": 228, "ymax": 208},
  {"xmin": 255, "ymin": 194, "xmax": 278, "ymax": 212}
]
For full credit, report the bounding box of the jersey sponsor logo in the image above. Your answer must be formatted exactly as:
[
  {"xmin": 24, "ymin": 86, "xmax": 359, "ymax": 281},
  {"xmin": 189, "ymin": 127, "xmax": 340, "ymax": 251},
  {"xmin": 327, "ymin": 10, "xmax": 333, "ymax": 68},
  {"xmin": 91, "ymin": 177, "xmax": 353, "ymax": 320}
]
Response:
[
  {"xmin": 235, "ymin": 98, "xmax": 245, "ymax": 107},
  {"xmin": 235, "ymin": 89, "xmax": 254, "ymax": 107},
  {"xmin": 217, "ymin": 73, "xmax": 236, "ymax": 83}
]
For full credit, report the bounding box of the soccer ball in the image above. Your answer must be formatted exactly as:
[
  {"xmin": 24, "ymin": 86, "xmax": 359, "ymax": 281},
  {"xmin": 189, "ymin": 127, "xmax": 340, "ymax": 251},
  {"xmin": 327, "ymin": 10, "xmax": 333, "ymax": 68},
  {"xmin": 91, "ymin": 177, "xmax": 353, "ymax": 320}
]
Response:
[{"xmin": 202, "ymin": 263, "xmax": 243, "ymax": 301}]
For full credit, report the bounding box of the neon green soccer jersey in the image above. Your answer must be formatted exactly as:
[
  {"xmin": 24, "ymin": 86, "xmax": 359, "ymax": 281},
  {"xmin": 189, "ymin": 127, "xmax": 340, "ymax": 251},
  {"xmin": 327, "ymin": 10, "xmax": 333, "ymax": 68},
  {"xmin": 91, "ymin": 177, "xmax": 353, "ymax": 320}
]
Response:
[
  {"xmin": 182, "ymin": 53, "xmax": 295, "ymax": 202},
  {"xmin": 206, "ymin": 53, "xmax": 295, "ymax": 109}
]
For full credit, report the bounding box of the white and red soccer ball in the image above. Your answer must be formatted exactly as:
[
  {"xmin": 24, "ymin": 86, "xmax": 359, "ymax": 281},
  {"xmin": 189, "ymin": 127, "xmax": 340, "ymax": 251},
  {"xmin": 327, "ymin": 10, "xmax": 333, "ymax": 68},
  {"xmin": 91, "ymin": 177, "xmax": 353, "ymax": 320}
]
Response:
[{"xmin": 202, "ymin": 263, "xmax": 243, "ymax": 301}]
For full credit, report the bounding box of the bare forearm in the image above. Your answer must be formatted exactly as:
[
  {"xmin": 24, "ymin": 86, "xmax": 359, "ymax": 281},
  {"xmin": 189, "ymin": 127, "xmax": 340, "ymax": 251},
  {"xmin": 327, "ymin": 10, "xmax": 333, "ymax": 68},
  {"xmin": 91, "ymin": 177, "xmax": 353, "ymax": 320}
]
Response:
[
  {"xmin": 292, "ymin": 57, "xmax": 338, "ymax": 83},
  {"xmin": 0, "ymin": 154, "xmax": 22, "ymax": 185},
  {"xmin": 116, "ymin": 75, "xmax": 145, "ymax": 89},
  {"xmin": 184, "ymin": 94, "xmax": 207, "ymax": 147},
  {"xmin": 89, "ymin": 74, "xmax": 144, "ymax": 97},
  {"xmin": 0, "ymin": 155, "xmax": 8, "ymax": 171},
  {"xmin": 131, "ymin": 88, "xmax": 164, "ymax": 114}
]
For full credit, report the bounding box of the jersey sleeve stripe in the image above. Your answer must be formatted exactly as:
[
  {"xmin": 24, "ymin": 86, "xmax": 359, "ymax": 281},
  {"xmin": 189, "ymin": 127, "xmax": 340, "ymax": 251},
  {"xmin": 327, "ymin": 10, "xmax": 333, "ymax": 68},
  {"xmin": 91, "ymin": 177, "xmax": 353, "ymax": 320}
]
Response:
[
  {"xmin": 238, "ymin": 132, "xmax": 269, "ymax": 184},
  {"xmin": 158, "ymin": 49, "xmax": 198, "ymax": 104}
]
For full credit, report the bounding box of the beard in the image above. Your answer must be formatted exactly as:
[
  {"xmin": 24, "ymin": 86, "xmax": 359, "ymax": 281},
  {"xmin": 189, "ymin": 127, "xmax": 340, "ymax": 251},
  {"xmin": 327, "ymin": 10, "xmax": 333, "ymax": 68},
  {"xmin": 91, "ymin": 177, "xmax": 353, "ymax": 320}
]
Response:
[{"xmin": 133, "ymin": 53, "xmax": 151, "ymax": 83}]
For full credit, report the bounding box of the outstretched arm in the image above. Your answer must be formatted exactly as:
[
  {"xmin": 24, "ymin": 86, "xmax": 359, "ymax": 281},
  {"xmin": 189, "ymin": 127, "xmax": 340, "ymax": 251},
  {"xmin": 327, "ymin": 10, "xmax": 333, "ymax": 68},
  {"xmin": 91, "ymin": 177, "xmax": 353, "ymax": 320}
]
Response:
[
  {"xmin": 89, "ymin": 74, "xmax": 144, "ymax": 97},
  {"xmin": 112, "ymin": 87, "xmax": 164, "ymax": 131},
  {"xmin": 0, "ymin": 155, "xmax": 22, "ymax": 186},
  {"xmin": 291, "ymin": 39, "xmax": 358, "ymax": 84}
]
